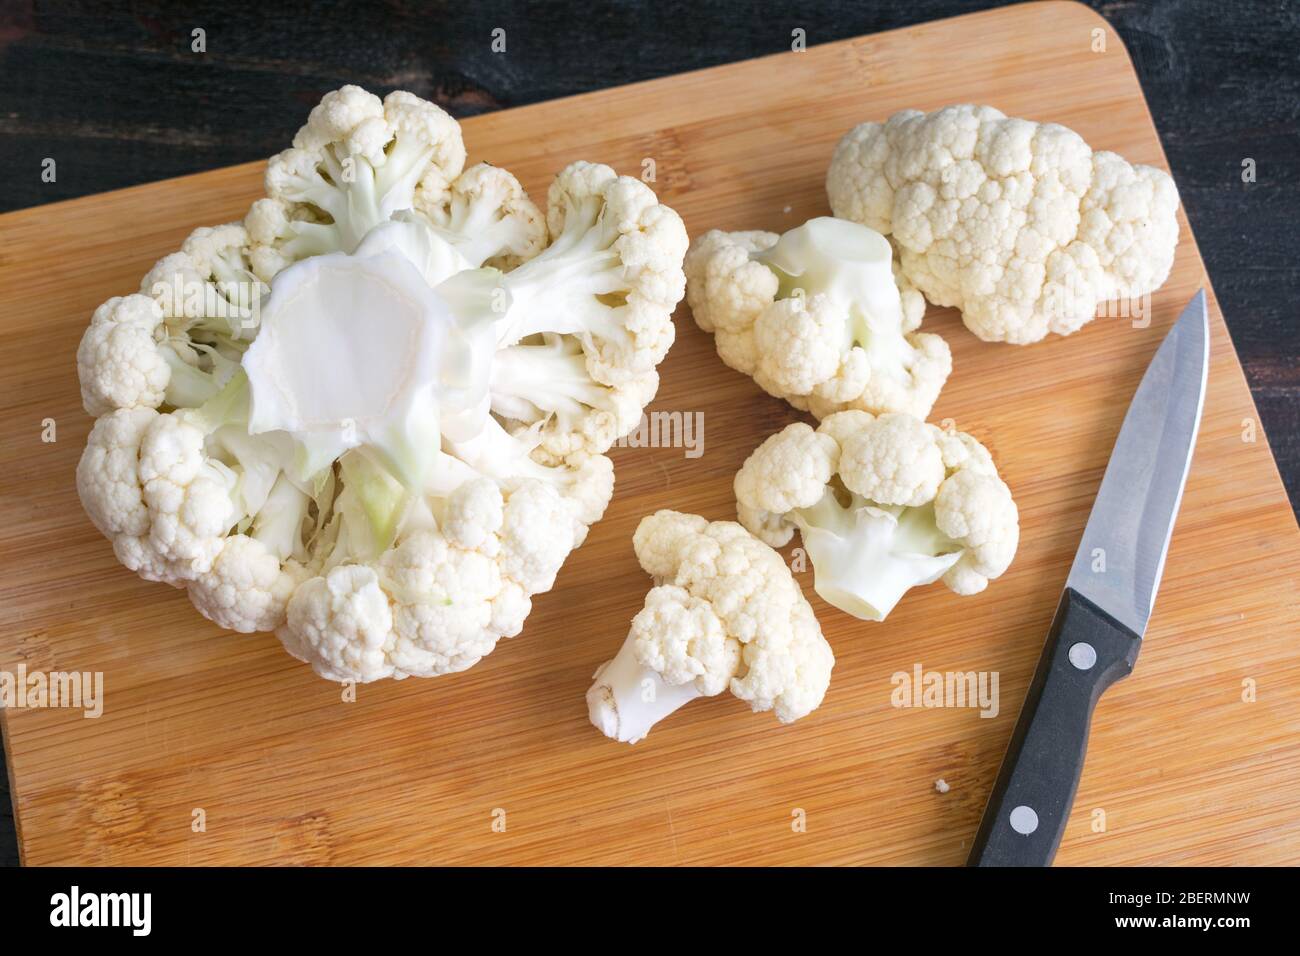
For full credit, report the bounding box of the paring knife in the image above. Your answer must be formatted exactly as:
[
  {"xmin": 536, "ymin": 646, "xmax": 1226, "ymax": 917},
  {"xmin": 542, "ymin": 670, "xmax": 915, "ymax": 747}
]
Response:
[{"xmin": 967, "ymin": 290, "xmax": 1210, "ymax": 867}]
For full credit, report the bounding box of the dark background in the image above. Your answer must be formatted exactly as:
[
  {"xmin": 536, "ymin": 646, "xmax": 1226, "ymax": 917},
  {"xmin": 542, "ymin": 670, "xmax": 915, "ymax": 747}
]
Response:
[{"xmin": 0, "ymin": 0, "xmax": 1295, "ymax": 867}]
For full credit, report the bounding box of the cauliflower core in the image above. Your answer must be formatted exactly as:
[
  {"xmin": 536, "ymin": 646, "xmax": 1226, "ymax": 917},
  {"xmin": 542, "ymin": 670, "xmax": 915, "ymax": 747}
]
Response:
[
  {"xmin": 827, "ymin": 104, "xmax": 1181, "ymax": 344},
  {"xmin": 587, "ymin": 511, "xmax": 835, "ymax": 743},
  {"xmin": 75, "ymin": 85, "xmax": 688, "ymax": 683},
  {"xmin": 684, "ymin": 217, "xmax": 951, "ymax": 420},
  {"xmin": 734, "ymin": 412, "xmax": 1019, "ymax": 621}
]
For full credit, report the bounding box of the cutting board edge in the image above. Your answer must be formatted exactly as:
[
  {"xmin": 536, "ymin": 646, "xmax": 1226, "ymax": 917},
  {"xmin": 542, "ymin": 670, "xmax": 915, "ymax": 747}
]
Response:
[{"xmin": 1, "ymin": 0, "xmax": 1297, "ymax": 867}]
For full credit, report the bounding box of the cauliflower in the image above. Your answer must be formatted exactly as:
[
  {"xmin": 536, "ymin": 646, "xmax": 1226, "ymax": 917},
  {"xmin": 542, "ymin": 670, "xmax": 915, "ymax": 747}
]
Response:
[
  {"xmin": 418, "ymin": 161, "xmax": 547, "ymax": 271},
  {"xmin": 76, "ymin": 224, "xmax": 259, "ymax": 416},
  {"xmin": 75, "ymin": 85, "xmax": 687, "ymax": 683},
  {"xmin": 587, "ymin": 511, "xmax": 835, "ymax": 744},
  {"xmin": 684, "ymin": 216, "xmax": 951, "ymax": 419},
  {"xmin": 734, "ymin": 411, "xmax": 1019, "ymax": 621},
  {"xmin": 827, "ymin": 104, "xmax": 1181, "ymax": 344},
  {"xmin": 247, "ymin": 86, "xmax": 467, "ymax": 270}
]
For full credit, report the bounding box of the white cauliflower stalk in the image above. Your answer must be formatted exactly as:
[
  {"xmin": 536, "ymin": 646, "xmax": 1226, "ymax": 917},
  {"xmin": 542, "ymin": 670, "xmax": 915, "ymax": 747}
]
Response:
[
  {"xmin": 684, "ymin": 217, "xmax": 951, "ymax": 419},
  {"xmin": 734, "ymin": 411, "xmax": 1019, "ymax": 621},
  {"xmin": 827, "ymin": 104, "xmax": 1181, "ymax": 344},
  {"xmin": 587, "ymin": 511, "xmax": 835, "ymax": 744},
  {"xmin": 76, "ymin": 85, "xmax": 687, "ymax": 683}
]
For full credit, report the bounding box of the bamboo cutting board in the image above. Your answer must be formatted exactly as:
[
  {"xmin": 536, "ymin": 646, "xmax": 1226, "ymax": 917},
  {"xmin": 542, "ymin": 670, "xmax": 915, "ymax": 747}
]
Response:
[{"xmin": 2, "ymin": 1, "xmax": 1298, "ymax": 866}]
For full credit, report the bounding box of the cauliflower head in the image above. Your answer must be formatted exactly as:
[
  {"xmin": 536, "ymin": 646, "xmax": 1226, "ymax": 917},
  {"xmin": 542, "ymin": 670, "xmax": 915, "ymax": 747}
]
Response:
[
  {"xmin": 827, "ymin": 104, "xmax": 1180, "ymax": 344},
  {"xmin": 75, "ymin": 85, "xmax": 687, "ymax": 683},
  {"xmin": 734, "ymin": 411, "xmax": 1018, "ymax": 621},
  {"xmin": 586, "ymin": 511, "xmax": 835, "ymax": 743},
  {"xmin": 684, "ymin": 216, "xmax": 951, "ymax": 419}
]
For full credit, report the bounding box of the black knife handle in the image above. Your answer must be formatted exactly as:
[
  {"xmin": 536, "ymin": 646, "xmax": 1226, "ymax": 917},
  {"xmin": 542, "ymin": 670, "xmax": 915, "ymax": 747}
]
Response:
[{"xmin": 967, "ymin": 588, "xmax": 1142, "ymax": 867}]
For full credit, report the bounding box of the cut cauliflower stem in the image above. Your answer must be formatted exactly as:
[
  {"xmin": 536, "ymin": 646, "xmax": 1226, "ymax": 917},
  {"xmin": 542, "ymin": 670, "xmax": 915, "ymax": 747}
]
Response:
[
  {"xmin": 684, "ymin": 216, "xmax": 951, "ymax": 419},
  {"xmin": 734, "ymin": 411, "xmax": 1018, "ymax": 622},
  {"xmin": 827, "ymin": 104, "xmax": 1181, "ymax": 344},
  {"xmin": 587, "ymin": 511, "xmax": 835, "ymax": 744},
  {"xmin": 75, "ymin": 85, "xmax": 687, "ymax": 683}
]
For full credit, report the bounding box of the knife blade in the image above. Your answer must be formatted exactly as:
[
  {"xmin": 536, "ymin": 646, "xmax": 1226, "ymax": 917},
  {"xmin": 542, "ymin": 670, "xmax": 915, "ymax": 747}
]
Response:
[{"xmin": 967, "ymin": 290, "xmax": 1210, "ymax": 867}]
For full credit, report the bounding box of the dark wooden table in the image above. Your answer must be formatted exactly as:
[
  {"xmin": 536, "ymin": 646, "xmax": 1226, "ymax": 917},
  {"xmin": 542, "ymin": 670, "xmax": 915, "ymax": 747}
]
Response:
[{"xmin": 0, "ymin": 0, "xmax": 1295, "ymax": 867}]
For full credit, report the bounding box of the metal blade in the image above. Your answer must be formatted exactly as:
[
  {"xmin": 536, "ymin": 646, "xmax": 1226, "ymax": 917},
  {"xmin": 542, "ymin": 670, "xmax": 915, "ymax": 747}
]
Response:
[{"xmin": 1065, "ymin": 290, "xmax": 1210, "ymax": 637}]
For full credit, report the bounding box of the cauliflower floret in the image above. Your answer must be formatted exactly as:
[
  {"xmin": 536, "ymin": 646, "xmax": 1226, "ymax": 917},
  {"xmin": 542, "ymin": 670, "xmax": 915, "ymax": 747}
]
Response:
[
  {"xmin": 249, "ymin": 86, "xmax": 467, "ymax": 276},
  {"xmin": 188, "ymin": 535, "xmax": 309, "ymax": 633},
  {"xmin": 497, "ymin": 480, "xmax": 579, "ymax": 594},
  {"xmin": 827, "ymin": 104, "xmax": 1181, "ymax": 344},
  {"xmin": 380, "ymin": 530, "xmax": 506, "ymax": 676},
  {"xmin": 587, "ymin": 511, "xmax": 835, "ymax": 743},
  {"xmin": 442, "ymin": 477, "xmax": 504, "ymax": 552},
  {"xmin": 734, "ymin": 411, "xmax": 1019, "ymax": 621},
  {"xmin": 136, "ymin": 410, "xmax": 240, "ymax": 579},
  {"xmin": 76, "ymin": 406, "xmax": 188, "ymax": 584},
  {"xmin": 633, "ymin": 585, "xmax": 741, "ymax": 696},
  {"xmin": 484, "ymin": 161, "xmax": 688, "ymax": 462},
  {"xmin": 76, "ymin": 296, "xmax": 172, "ymax": 416},
  {"xmin": 77, "ymin": 222, "xmax": 259, "ymax": 416},
  {"xmin": 488, "ymin": 336, "xmax": 660, "ymax": 464},
  {"xmin": 838, "ymin": 412, "xmax": 945, "ymax": 507},
  {"xmin": 78, "ymin": 406, "xmax": 158, "ymax": 541},
  {"xmin": 934, "ymin": 467, "xmax": 1020, "ymax": 595},
  {"xmin": 416, "ymin": 162, "xmax": 547, "ymax": 271},
  {"xmin": 280, "ymin": 565, "xmax": 397, "ymax": 683},
  {"xmin": 730, "ymin": 600, "xmax": 831, "ymax": 723},
  {"xmin": 685, "ymin": 217, "xmax": 951, "ymax": 419},
  {"xmin": 732, "ymin": 422, "xmax": 839, "ymax": 547},
  {"xmin": 446, "ymin": 417, "xmax": 616, "ymax": 541}
]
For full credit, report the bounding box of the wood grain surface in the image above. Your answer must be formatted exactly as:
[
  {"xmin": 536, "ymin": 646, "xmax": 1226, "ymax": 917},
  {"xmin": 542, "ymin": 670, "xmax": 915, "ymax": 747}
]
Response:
[{"xmin": 1, "ymin": 1, "xmax": 1297, "ymax": 866}]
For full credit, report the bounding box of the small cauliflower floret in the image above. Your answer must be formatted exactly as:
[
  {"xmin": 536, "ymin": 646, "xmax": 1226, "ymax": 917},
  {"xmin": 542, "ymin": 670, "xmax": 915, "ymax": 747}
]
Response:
[
  {"xmin": 587, "ymin": 511, "xmax": 835, "ymax": 744},
  {"xmin": 247, "ymin": 86, "xmax": 467, "ymax": 277},
  {"xmin": 448, "ymin": 415, "xmax": 616, "ymax": 539},
  {"xmin": 684, "ymin": 217, "xmax": 950, "ymax": 419},
  {"xmin": 496, "ymin": 480, "xmax": 579, "ymax": 593},
  {"xmin": 188, "ymin": 532, "xmax": 310, "ymax": 633},
  {"xmin": 135, "ymin": 412, "xmax": 240, "ymax": 579},
  {"xmin": 76, "ymin": 406, "xmax": 187, "ymax": 584},
  {"xmin": 142, "ymin": 222, "xmax": 267, "ymax": 399},
  {"xmin": 827, "ymin": 104, "xmax": 1181, "ymax": 344},
  {"xmin": 186, "ymin": 471, "xmax": 315, "ymax": 631},
  {"xmin": 76, "ymin": 296, "xmax": 172, "ymax": 417},
  {"xmin": 442, "ymin": 477, "xmax": 504, "ymax": 552},
  {"xmin": 280, "ymin": 564, "xmax": 397, "ymax": 683},
  {"xmin": 489, "ymin": 335, "xmax": 659, "ymax": 463},
  {"xmin": 133, "ymin": 376, "xmax": 307, "ymax": 583},
  {"xmin": 416, "ymin": 162, "xmax": 547, "ymax": 271},
  {"xmin": 735, "ymin": 411, "xmax": 1019, "ymax": 621},
  {"xmin": 380, "ymin": 530, "xmax": 505, "ymax": 677},
  {"xmin": 496, "ymin": 162, "xmax": 687, "ymax": 378},
  {"xmin": 76, "ymin": 222, "xmax": 261, "ymax": 417}
]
